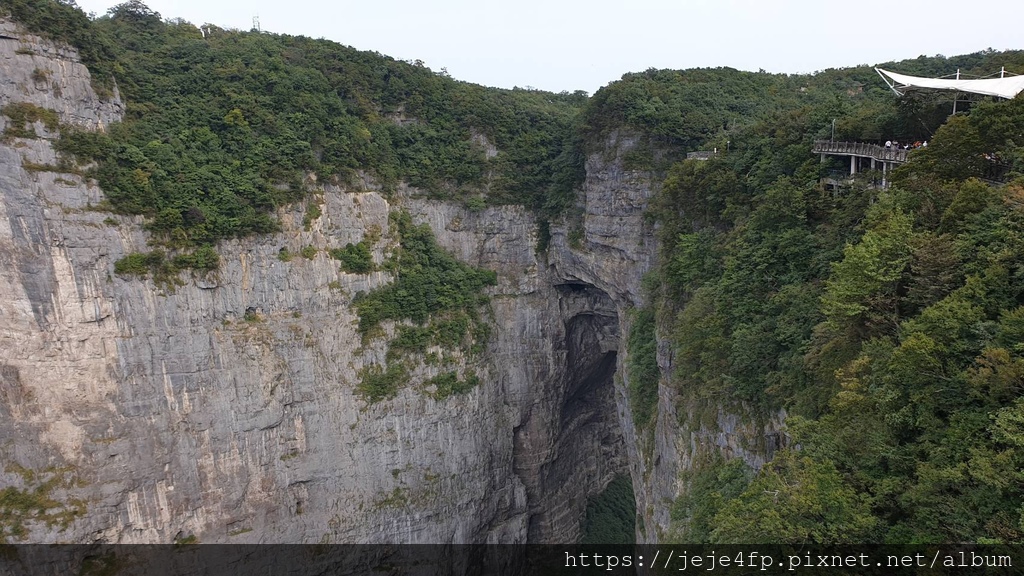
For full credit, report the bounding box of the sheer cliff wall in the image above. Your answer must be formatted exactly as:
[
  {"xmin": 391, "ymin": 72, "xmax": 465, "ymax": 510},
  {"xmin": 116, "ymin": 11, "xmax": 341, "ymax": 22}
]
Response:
[
  {"xmin": 0, "ymin": 19, "xmax": 633, "ymax": 545},
  {"xmin": 0, "ymin": 18, "xmax": 781, "ymax": 546}
]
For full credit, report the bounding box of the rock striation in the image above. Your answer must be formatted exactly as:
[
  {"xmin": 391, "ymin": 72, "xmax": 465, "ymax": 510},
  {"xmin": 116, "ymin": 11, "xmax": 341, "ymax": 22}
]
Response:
[{"xmin": 0, "ymin": 19, "xmax": 122, "ymax": 130}]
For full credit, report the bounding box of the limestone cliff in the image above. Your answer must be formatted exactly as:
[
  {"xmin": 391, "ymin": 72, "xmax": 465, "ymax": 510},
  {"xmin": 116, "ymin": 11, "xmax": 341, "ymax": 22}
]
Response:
[
  {"xmin": 0, "ymin": 18, "xmax": 633, "ymax": 545},
  {"xmin": 0, "ymin": 16, "xmax": 780, "ymax": 549}
]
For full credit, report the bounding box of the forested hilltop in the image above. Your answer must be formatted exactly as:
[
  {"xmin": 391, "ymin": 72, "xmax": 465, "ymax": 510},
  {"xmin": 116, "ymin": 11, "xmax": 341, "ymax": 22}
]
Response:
[
  {"xmin": 5, "ymin": 0, "xmax": 1024, "ymax": 545},
  {"xmin": 604, "ymin": 61, "xmax": 1024, "ymax": 542},
  {"xmin": 2, "ymin": 0, "xmax": 586, "ymax": 257}
]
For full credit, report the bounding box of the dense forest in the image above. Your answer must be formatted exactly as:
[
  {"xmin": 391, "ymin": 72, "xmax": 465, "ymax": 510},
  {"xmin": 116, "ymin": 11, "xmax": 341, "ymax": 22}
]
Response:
[
  {"xmin": 616, "ymin": 62, "xmax": 1024, "ymax": 543},
  {"xmin": 5, "ymin": 0, "xmax": 1024, "ymax": 546},
  {"xmin": 2, "ymin": 0, "xmax": 585, "ymax": 257}
]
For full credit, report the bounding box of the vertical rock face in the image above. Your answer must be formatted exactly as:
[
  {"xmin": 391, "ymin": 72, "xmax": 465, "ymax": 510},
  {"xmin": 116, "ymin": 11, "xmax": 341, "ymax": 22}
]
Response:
[
  {"xmin": 0, "ymin": 20, "xmax": 123, "ymax": 129},
  {"xmin": 0, "ymin": 18, "xmax": 779, "ymax": 548},
  {"xmin": 0, "ymin": 18, "xmax": 637, "ymax": 546},
  {"xmin": 543, "ymin": 131, "xmax": 787, "ymax": 543}
]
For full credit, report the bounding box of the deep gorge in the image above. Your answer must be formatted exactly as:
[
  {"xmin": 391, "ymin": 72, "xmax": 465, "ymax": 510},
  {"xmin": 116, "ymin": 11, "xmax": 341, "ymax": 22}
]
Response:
[
  {"xmin": 6, "ymin": 0, "xmax": 1024, "ymax": 556},
  {"xmin": 0, "ymin": 13, "xmax": 660, "ymax": 545}
]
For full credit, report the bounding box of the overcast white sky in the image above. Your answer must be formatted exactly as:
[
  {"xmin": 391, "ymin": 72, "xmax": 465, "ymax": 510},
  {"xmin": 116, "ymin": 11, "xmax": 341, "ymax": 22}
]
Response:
[{"xmin": 74, "ymin": 0, "xmax": 1024, "ymax": 94}]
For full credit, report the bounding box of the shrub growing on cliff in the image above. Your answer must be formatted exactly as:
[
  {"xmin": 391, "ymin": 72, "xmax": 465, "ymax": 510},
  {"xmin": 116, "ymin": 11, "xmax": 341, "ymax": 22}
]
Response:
[
  {"xmin": 0, "ymin": 466, "xmax": 87, "ymax": 543},
  {"xmin": 172, "ymin": 245, "xmax": 219, "ymax": 271},
  {"xmin": 1, "ymin": 102, "xmax": 59, "ymax": 138},
  {"xmin": 626, "ymin": 307, "xmax": 659, "ymax": 430},
  {"xmin": 356, "ymin": 363, "xmax": 409, "ymax": 403},
  {"xmin": 113, "ymin": 246, "xmax": 217, "ymax": 282},
  {"xmin": 113, "ymin": 250, "xmax": 166, "ymax": 276},
  {"xmin": 0, "ymin": 0, "xmax": 118, "ymax": 94},
  {"xmin": 353, "ymin": 211, "xmax": 494, "ymax": 403},
  {"xmin": 330, "ymin": 241, "xmax": 373, "ymax": 274},
  {"xmin": 425, "ymin": 370, "xmax": 479, "ymax": 400},
  {"xmin": 354, "ymin": 211, "xmax": 496, "ymax": 334}
]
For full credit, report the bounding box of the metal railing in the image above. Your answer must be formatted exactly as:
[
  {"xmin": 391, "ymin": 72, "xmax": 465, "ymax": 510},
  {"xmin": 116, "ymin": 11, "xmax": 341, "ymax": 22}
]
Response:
[
  {"xmin": 813, "ymin": 140, "xmax": 909, "ymax": 163},
  {"xmin": 686, "ymin": 150, "xmax": 718, "ymax": 161}
]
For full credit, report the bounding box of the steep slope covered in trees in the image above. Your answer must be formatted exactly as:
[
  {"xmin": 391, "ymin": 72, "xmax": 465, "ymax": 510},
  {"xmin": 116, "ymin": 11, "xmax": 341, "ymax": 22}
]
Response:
[{"xmin": 597, "ymin": 59, "xmax": 1024, "ymax": 544}]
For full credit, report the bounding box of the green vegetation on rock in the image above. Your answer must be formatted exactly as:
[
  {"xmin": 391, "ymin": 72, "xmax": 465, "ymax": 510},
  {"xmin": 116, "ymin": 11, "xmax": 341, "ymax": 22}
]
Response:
[
  {"xmin": 626, "ymin": 307, "xmax": 659, "ymax": 430},
  {"xmin": 353, "ymin": 211, "xmax": 494, "ymax": 403},
  {"xmin": 12, "ymin": 0, "xmax": 584, "ymax": 272},
  {"xmin": 424, "ymin": 370, "xmax": 480, "ymax": 400},
  {"xmin": 330, "ymin": 241, "xmax": 373, "ymax": 274},
  {"xmin": 0, "ymin": 466, "xmax": 86, "ymax": 543},
  {"xmin": 354, "ymin": 211, "xmax": 496, "ymax": 334},
  {"xmin": 0, "ymin": 0, "xmax": 118, "ymax": 95},
  {"xmin": 113, "ymin": 246, "xmax": 218, "ymax": 284},
  {"xmin": 1, "ymin": 102, "xmax": 59, "ymax": 138},
  {"xmin": 10, "ymin": 0, "xmax": 1024, "ymax": 546},
  {"xmin": 669, "ymin": 457, "xmax": 752, "ymax": 543},
  {"xmin": 616, "ymin": 51, "xmax": 1024, "ymax": 543},
  {"xmin": 580, "ymin": 475, "xmax": 636, "ymax": 544}
]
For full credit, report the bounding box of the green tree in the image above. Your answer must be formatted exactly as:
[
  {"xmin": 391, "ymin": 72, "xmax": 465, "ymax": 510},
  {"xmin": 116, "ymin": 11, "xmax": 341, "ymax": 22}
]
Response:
[
  {"xmin": 711, "ymin": 450, "xmax": 877, "ymax": 544},
  {"xmin": 821, "ymin": 202, "xmax": 913, "ymax": 336}
]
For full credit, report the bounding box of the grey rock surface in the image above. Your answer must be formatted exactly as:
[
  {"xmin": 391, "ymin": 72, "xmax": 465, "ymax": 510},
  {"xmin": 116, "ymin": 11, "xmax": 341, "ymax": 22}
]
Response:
[{"xmin": 0, "ymin": 20, "xmax": 123, "ymax": 130}]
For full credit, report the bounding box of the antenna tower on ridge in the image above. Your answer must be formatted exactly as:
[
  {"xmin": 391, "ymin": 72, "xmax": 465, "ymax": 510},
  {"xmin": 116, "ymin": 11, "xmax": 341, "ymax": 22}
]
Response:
[{"xmin": 253, "ymin": 15, "xmax": 261, "ymax": 32}]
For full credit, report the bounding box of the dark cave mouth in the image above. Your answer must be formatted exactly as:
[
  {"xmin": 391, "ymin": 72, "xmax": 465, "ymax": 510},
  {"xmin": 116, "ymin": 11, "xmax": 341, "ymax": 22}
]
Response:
[
  {"xmin": 557, "ymin": 281, "xmax": 622, "ymax": 435},
  {"xmin": 562, "ymin": 296, "xmax": 635, "ymax": 544},
  {"xmin": 527, "ymin": 281, "xmax": 634, "ymax": 543}
]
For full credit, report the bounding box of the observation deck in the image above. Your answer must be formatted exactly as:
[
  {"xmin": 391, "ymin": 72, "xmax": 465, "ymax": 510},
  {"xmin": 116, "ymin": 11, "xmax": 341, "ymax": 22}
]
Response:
[
  {"xmin": 686, "ymin": 150, "xmax": 718, "ymax": 161},
  {"xmin": 813, "ymin": 140, "xmax": 910, "ymax": 187},
  {"xmin": 813, "ymin": 141, "xmax": 908, "ymax": 164}
]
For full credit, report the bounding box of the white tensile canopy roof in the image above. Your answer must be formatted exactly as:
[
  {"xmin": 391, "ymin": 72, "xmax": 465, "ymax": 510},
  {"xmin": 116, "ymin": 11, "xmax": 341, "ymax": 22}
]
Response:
[{"xmin": 876, "ymin": 68, "xmax": 1024, "ymax": 99}]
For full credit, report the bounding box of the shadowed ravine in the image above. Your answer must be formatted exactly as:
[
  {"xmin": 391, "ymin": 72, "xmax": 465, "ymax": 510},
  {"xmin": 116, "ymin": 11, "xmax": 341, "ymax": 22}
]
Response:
[{"xmin": 513, "ymin": 282, "xmax": 628, "ymax": 543}]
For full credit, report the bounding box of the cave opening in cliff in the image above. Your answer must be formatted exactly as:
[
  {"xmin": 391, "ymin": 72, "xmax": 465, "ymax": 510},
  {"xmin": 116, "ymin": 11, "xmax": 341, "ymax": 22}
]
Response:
[{"xmin": 515, "ymin": 282, "xmax": 633, "ymax": 544}]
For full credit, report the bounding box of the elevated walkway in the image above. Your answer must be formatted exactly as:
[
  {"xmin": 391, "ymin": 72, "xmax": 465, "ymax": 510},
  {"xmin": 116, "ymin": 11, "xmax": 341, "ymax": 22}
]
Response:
[
  {"xmin": 813, "ymin": 140, "xmax": 909, "ymax": 187},
  {"xmin": 813, "ymin": 140, "xmax": 908, "ymax": 163}
]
